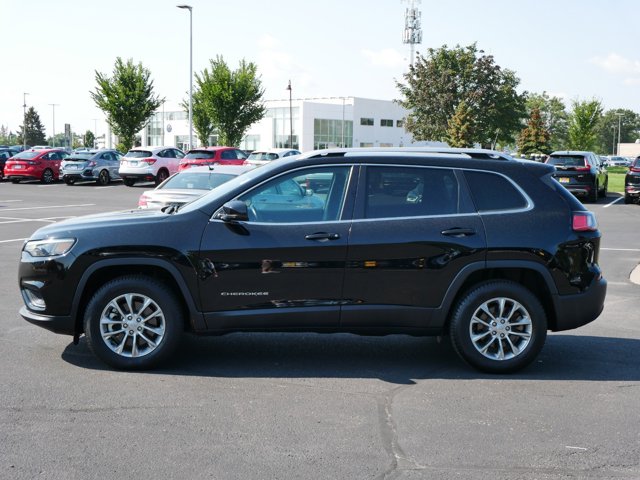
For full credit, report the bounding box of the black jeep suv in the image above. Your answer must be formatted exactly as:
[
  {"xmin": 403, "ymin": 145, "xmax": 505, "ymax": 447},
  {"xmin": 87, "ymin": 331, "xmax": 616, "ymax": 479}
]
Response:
[{"xmin": 19, "ymin": 148, "xmax": 607, "ymax": 373}]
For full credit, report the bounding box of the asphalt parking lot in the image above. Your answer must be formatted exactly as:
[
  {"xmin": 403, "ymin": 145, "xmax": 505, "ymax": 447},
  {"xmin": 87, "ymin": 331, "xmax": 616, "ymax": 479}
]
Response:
[{"xmin": 1, "ymin": 180, "xmax": 639, "ymax": 479}]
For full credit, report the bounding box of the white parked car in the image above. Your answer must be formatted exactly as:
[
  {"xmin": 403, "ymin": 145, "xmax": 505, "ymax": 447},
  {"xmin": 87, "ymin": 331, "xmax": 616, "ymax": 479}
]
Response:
[
  {"xmin": 244, "ymin": 148, "xmax": 300, "ymax": 167},
  {"xmin": 137, "ymin": 164, "xmax": 255, "ymax": 209},
  {"xmin": 119, "ymin": 146, "xmax": 185, "ymax": 186},
  {"xmin": 606, "ymin": 156, "xmax": 630, "ymax": 167}
]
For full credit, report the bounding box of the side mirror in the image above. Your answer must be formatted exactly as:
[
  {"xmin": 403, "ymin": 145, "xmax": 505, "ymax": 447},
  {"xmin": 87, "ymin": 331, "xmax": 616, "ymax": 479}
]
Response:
[{"xmin": 219, "ymin": 200, "xmax": 249, "ymax": 223}]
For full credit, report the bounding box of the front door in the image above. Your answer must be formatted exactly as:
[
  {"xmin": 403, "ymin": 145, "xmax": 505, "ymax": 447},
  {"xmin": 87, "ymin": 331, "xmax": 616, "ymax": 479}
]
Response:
[{"xmin": 197, "ymin": 165, "xmax": 356, "ymax": 330}]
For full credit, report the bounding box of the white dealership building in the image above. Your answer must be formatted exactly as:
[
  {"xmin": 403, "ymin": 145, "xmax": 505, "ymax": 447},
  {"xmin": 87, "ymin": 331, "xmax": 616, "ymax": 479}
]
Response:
[{"xmin": 136, "ymin": 96, "xmax": 441, "ymax": 152}]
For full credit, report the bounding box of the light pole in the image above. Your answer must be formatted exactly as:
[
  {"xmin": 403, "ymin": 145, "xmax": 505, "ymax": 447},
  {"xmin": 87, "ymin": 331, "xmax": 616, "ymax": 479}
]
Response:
[
  {"xmin": 616, "ymin": 112, "xmax": 624, "ymax": 155},
  {"xmin": 286, "ymin": 80, "xmax": 293, "ymax": 148},
  {"xmin": 23, "ymin": 92, "xmax": 29, "ymax": 150},
  {"xmin": 177, "ymin": 4, "xmax": 193, "ymax": 150},
  {"xmin": 49, "ymin": 103, "xmax": 59, "ymax": 147},
  {"xmin": 92, "ymin": 118, "xmax": 98, "ymax": 148}
]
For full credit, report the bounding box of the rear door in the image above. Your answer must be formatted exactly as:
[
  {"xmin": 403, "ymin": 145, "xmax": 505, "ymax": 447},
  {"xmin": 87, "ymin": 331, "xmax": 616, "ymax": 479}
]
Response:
[{"xmin": 341, "ymin": 164, "xmax": 487, "ymax": 328}]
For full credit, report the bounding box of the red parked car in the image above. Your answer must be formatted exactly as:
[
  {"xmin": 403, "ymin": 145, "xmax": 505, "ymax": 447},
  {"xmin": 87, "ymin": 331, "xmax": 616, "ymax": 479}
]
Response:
[
  {"xmin": 177, "ymin": 146, "xmax": 247, "ymax": 171},
  {"xmin": 5, "ymin": 148, "xmax": 69, "ymax": 184}
]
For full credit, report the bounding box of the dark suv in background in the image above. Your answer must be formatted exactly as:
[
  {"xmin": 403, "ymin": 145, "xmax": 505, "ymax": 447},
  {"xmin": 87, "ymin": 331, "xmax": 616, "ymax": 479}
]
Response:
[
  {"xmin": 545, "ymin": 150, "xmax": 608, "ymax": 202},
  {"xmin": 624, "ymin": 156, "xmax": 640, "ymax": 203},
  {"xmin": 18, "ymin": 148, "xmax": 607, "ymax": 373}
]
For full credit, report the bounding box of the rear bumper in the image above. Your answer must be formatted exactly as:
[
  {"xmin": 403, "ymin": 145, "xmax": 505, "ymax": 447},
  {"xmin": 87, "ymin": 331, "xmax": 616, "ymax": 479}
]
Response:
[
  {"xmin": 20, "ymin": 306, "xmax": 75, "ymax": 335},
  {"xmin": 551, "ymin": 276, "xmax": 607, "ymax": 331}
]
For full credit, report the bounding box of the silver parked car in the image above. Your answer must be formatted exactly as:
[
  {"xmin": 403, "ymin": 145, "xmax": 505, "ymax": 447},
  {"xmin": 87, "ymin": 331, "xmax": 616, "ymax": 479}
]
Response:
[
  {"xmin": 244, "ymin": 148, "xmax": 301, "ymax": 167},
  {"xmin": 137, "ymin": 164, "xmax": 255, "ymax": 209},
  {"xmin": 61, "ymin": 149, "xmax": 123, "ymax": 186}
]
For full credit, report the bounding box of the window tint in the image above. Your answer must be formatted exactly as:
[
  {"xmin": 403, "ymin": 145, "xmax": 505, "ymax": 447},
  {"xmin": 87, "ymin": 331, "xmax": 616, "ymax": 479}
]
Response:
[
  {"xmin": 546, "ymin": 155, "xmax": 586, "ymax": 167},
  {"xmin": 464, "ymin": 170, "xmax": 528, "ymax": 212},
  {"xmin": 239, "ymin": 166, "xmax": 351, "ymax": 223},
  {"xmin": 185, "ymin": 151, "xmax": 216, "ymax": 160},
  {"xmin": 364, "ymin": 166, "xmax": 461, "ymax": 219},
  {"xmin": 125, "ymin": 150, "xmax": 152, "ymax": 158},
  {"xmin": 221, "ymin": 150, "xmax": 236, "ymax": 160}
]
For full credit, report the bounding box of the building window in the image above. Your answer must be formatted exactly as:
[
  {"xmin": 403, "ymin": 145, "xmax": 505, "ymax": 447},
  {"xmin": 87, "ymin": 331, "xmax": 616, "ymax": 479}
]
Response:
[
  {"xmin": 360, "ymin": 142, "xmax": 374, "ymax": 147},
  {"xmin": 380, "ymin": 143, "xmax": 393, "ymax": 147},
  {"xmin": 396, "ymin": 120, "xmax": 404, "ymax": 128},
  {"xmin": 314, "ymin": 118, "xmax": 353, "ymax": 150},
  {"xmin": 360, "ymin": 118, "xmax": 374, "ymax": 126},
  {"xmin": 271, "ymin": 106, "xmax": 300, "ymax": 149},
  {"xmin": 241, "ymin": 135, "xmax": 260, "ymax": 151},
  {"xmin": 380, "ymin": 119, "xmax": 393, "ymax": 127}
]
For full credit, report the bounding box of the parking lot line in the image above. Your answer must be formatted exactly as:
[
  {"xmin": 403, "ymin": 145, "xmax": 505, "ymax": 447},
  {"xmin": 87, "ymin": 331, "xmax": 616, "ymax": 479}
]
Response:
[
  {"xmin": 0, "ymin": 203, "xmax": 95, "ymax": 212},
  {"xmin": 0, "ymin": 238, "xmax": 26, "ymax": 244},
  {"xmin": 601, "ymin": 248, "xmax": 640, "ymax": 252},
  {"xmin": 603, "ymin": 197, "xmax": 623, "ymax": 208}
]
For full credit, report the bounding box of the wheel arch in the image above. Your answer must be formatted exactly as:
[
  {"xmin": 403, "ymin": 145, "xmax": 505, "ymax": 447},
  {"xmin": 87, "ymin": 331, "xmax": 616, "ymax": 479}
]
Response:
[
  {"xmin": 71, "ymin": 258, "xmax": 204, "ymax": 338},
  {"xmin": 435, "ymin": 261, "xmax": 559, "ymax": 331}
]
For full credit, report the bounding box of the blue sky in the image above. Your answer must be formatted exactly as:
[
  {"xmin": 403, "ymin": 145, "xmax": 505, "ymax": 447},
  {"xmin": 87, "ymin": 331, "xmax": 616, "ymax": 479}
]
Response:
[{"xmin": 2, "ymin": 0, "xmax": 639, "ymax": 139}]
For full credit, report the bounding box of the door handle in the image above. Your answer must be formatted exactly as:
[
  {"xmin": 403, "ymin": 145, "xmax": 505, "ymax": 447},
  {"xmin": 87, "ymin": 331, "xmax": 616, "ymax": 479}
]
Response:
[
  {"xmin": 305, "ymin": 232, "xmax": 340, "ymax": 241},
  {"xmin": 441, "ymin": 228, "xmax": 476, "ymax": 237}
]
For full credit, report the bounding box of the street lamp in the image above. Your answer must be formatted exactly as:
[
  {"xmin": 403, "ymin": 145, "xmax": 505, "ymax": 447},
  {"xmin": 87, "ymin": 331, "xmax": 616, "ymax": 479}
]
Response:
[
  {"xmin": 616, "ymin": 112, "xmax": 624, "ymax": 155},
  {"xmin": 23, "ymin": 92, "xmax": 29, "ymax": 150},
  {"xmin": 49, "ymin": 103, "xmax": 59, "ymax": 147},
  {"xmin": 177, "ymin": 4, "xmax": 193, "ymax": 150},
  {"xmin": 611, "ymin": 125, "xmax": 616, "ymax": 156},
  {"xmin": 286, "ymin": 80, "xmax": 293, "ymax": 148}
]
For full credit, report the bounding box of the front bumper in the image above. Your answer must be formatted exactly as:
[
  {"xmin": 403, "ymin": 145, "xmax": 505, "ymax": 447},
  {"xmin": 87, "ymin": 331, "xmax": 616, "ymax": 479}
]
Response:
[
  {"xmin": 551, "ymin": 276, "xmax": 607, "ymax": 331},
  {"xmin": 20, "ymin": 306, "xmax": 75, "ymax": 335}
]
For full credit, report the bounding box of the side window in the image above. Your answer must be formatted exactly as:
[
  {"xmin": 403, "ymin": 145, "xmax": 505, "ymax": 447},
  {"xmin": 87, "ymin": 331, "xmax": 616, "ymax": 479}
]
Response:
[
  {"xmin": 235, "ymin": 149, "xmax": 247, "ymax": 159},
  {"xmin": 221, "ymin": 150, "xmax": 234, "ymax": 160},
  {"xmin": 464, "ymin": 170, "xmax": 528, "ymax": 212},
  {"xmin": 163, "ymin": 150, "xmax": 175, "ymax": 158},
  {"xmin": 175, "ymin": 149, "xmax": 185, "ymax": 159},
  {"xmin": 238, "ymin": 166, "xmax": 351, "ymax": 223},
  {"xmin": 364, "ymin": 166, "xmax": 461, "ymax": 219}
]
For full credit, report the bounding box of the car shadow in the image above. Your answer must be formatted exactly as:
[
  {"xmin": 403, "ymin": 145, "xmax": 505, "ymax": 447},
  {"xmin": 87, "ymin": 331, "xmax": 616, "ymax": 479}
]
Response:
[{"xmin": 61, "ymin": 332, "xmax": 640, "ymax": 383}]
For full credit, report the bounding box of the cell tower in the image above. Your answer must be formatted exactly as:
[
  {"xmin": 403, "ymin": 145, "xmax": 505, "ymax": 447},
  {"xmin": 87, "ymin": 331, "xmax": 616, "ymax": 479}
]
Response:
[{"xmin": 402, "ymin": 0, "xmax": 423, "ymax": 67}]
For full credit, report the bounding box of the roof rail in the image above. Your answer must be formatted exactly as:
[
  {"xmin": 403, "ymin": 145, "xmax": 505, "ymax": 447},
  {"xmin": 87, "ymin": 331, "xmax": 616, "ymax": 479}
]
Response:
[{"xmin": 304, "ymin": 147, "xmax": 514, "ymax": 161}]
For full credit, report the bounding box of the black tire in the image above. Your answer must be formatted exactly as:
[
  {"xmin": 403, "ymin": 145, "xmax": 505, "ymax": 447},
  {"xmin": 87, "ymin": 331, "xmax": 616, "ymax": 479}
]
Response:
[
  {"xmin": 64, "ymin": 178, "xmax": 76, "ymax": 185},
  {"xmin": 624, "ymin": 194, "xmax": 633, "ymax": 204},
  {"xmin": 155, "ymin": 169, "xmax": 169, "ymax": 186},
  {"xmin": 11, "ymin": 179, "xmax": 20, "ymax": 184},
  {"xmin": 588, "ymin": 181, "xmax": 599, "ymax": 202},
  {"xmin": 123, "ymin": 177, "xmax": 136, "ymax": 187},
  {"xmin": 97, "ymin": 169, "xmax": 110, "ymax": 186},
  {"xmin": 41, "ymin": 168, "xmax": 54, "ymax": 184},
  {"xmin": 449, "ymin": 280, "xmax": 547, "ymax": 374},
  {"xmin": 83, "ymin": 275, "xmax": 183, "ymax": 370}
]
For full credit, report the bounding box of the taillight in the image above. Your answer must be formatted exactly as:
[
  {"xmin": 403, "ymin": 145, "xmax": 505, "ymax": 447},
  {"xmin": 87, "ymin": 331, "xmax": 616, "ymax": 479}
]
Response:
[
  {"xmin": 572, "ymin": 211, "xmax": 598, "ymax": 232},
  {"xmin": 87, "ymin": 161, "xmax": 97, "ymax": 167},
  {"xmin": 144, "ymin": 158, "xmax": 157, "ymax": 165},
  {"xmin": 631, "ymin": 167, "xmax": 640, "ymax": 173},
  {"xmin": 138, "ymin": 194, "xmax": 149, "ymax": 208},
  {"xmin": 574, "ymin": 165, "xmax": 590, "ymax": 171}
]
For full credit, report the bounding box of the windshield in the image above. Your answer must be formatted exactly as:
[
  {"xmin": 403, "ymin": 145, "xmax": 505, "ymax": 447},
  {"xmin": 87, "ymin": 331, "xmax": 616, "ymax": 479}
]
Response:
[
  {"xmin": 161, "ymin": 172, "xmax": 238, "ymax": 190},
  {"xmin": 185, "ymin": 151, "xmax": 216, "ymax": 160},
  {"xmin": 248, "ymin": 152, "xmax": 279, "ymax": 161},
  {"xmin": 13, "ymin": 151, "xmax": 40, "ymax": 160},
  {"xmin": 546, "ymin": 155, "xmax": 586, "ymax": 167},
  {"xmin": 125, "ymin": 150, "xmax": 153, "ymax": 158}
]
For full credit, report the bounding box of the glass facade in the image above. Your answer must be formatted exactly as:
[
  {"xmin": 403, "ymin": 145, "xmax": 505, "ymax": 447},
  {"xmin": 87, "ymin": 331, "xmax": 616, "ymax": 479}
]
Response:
[
  {"xmin": 269, "ymin": 106, "xmax": 299, "ymax": 149},
  {"xmin": 360, "ymin": 117, "xmax": 374, "ymax": 126},
  {"xmin": 313, "ymin": 118, "xmax": 353, "ymax": 150}
]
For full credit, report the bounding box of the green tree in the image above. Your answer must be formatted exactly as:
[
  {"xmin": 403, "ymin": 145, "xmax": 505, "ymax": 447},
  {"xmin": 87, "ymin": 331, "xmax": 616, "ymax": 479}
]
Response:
[
  {"xmin": 90, "ymin": 57, "xmax": 164, "ymax": 152},
  {"xmin": 517, "ymin": 107, "xmax": 551, "ymax": 156},
  {"xmin": 17, "ymin": 107, "xmax": 47, "ymax": 146},
  {"xmin": 84, "ymin": 130, "xmax": 96, "ymax": 148},
  {"xmin": 197, "ymin": 56, "xmax": 266, "ymax": 147},
  {"xmin": 597, "ymin": 109, "xmax": 640, "ymax": 155},
  {"xmin": 181, "ymin": 86, "xmax": 215, "ymax": 147},
  {"xmin": 567, "ymin": 99, "xmax": 603, "ymax": 151},
  {"xmin": 525, "ymin": 92, "xmax": 568, "ymax": 151},
  {"xmin": 446, "ymin": 101, "xmax": 476, "ymax": 147},
  {"xmin": 396, "ymin": 43, "xmax": 526, "ymax": 148}
]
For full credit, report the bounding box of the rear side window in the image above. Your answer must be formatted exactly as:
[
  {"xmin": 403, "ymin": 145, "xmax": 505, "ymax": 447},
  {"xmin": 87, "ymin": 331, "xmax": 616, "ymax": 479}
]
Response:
[
  {"xmin": 464, "ymin": 170, "xmax": 528, "ymax": 212},
  {"xmin": 364, "ymin": 166, "xmax": 462, "ymax": 218}
]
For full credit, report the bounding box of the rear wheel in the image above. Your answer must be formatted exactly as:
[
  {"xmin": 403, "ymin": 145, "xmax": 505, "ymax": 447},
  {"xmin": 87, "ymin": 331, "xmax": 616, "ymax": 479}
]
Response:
[
  {"xmin": 123, "ymin": 178, "xmax": 136, "ymax": 187},
  {"xmin": 41, "ymin": 168, "xmax": 54, "ymax": 184},
  {"xmin": 97, "ymin": 169, "xmax": 110, "ymax": 186},
  {"xmin": 624, "ymin": 194, "xmax": 633, "ymax": 204},
  {"xmin": 11, "ymin": 179, "xmax": 20, "ymax": 184},
  {"xmin": 449, "ymin": 280, "xmax": 547, "ymax": 374},
  {"xmin": 64, "ymin": 178, "xmax": 76, "ymax": 185},
  {"xmin": 83, "ymin": 275, "xmax": 183, "ymax": 370}
]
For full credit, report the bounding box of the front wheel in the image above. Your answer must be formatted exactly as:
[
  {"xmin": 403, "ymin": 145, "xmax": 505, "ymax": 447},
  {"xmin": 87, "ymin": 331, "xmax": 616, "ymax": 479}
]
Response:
[
  {"xmin": 449, "ymin": 281, "xmax": 547, "ymax": 374},
  {"xmin": 83, "ymin": 275, "xmax": 183, "ymax": 370},
  {"xmin": 64, "ymin": 178, "xmax": 76, "ymax": 185},
  {"xmin": 97, "ymin": 169, "xmax": 110, "ymax": 186}
]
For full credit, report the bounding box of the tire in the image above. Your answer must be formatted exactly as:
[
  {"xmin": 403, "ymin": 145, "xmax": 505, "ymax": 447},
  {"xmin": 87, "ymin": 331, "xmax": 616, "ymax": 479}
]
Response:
[
  {"xmin": 123, "ymin": 178, "xmax": 136, "ymax": 187},
  {"xmin": 588, "ymin": 181, "xmax": 598, "ymax": 202},
  {"xmin": 64, "ymin": 178, "xmax": 76, "ymax": 185},
  {"xmin": 155, "ymin": 169, "xmax": 169, "ymax": 186},
  {"xmin": 83, "ymin": 275, "xmax": 183, "ymax": 370},
  {"xmin": 11, "ymin": 179, "xmax": 20, "ymax": 184},
  {"xmin": 41, "ymin": 168, "xmax": 54, "ymax": 184},
  {"xmin": 97, "ymin": 169, "xmax": 110, "ymax": 186},
  {"xmin": 624, "ymin": 194, "xmax": 633, "ymax": 204},
  {"xmin": 449, "ymin": 280, "xmax": 547, "ymax": 374}
]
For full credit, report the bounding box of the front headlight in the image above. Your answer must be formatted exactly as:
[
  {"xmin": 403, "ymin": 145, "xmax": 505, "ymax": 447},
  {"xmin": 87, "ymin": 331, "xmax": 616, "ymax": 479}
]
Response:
[{"xmin": 24, "ymin": 238, "xmax": 76, "ymax": 257}]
